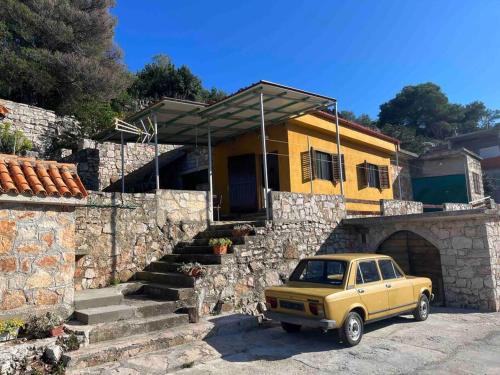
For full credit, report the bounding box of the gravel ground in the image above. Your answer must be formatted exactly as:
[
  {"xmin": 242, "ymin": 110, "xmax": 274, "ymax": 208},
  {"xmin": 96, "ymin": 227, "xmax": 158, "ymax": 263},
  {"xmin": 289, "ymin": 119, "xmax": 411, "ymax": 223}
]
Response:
[{"xmin": 77, "ymin": 307, "xmax": 500, "ymax": 375}]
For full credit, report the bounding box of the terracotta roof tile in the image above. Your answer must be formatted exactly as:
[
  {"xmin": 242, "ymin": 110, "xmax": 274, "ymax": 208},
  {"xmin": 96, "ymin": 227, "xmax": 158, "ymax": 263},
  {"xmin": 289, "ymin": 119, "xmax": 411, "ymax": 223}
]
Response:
[{"xmin": 0, "ymin": 154, "xmax": 87, "ymax": 199}]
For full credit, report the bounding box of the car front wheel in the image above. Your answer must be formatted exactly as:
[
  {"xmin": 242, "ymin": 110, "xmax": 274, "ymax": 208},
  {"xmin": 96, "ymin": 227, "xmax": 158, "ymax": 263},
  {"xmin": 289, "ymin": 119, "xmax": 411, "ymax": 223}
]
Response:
[
  {"xmin": 413, "ymin": 294, "xmax": 430, "ymax": 321},
  {"xmin": 340, "ymin": 311, "xmax": 364, "ymax": 346},
  {"xmin": 281, "ymin": 322, "xmax": 301, "ymax": 333}
]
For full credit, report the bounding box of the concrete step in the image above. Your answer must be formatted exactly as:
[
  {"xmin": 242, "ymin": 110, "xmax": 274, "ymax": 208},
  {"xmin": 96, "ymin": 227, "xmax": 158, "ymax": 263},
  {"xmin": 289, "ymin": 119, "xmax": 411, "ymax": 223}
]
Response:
[
  {"xmin": 178, "ymin": 236, "xmax": 246, "ymax": 247},
  {"xmin": 67, "ymin": 313, "xmax": 190, "ymax": 344},
  {"xmin": 74, "ymin": 304, "xmax": 135, "ymax": 325},
  {"xmin": 73, "ymin": 296, "xmax": 184, "ymax": 325},
  {"xmin": 74, "ymin": 288, "xmax": 123, "ymax": 310},
  {"xmin": 195, "ymin": 228, "xmax": 235, "ymax": 238},
  {"xmin": 174, "ymin": 245, "xmax": 213, "ymax": 254},
  {"xmin": 162, "ymin": 253, "xmax": 231, "ymax": 265},
  {"xmin": 148, "ymin": 261, "xmax": 220, "ymax": 274},
  {"xmin": 63, "ymin": 321, "xmax": 213, "ymax": 370},
  {"xmin": 141, "ymin": 283, "xmax": 195, "ymax": 301},
  {"xmin": 208, "ymin": 220, "xmax": 265, "ymax": 230},
  {"xmin": 135, "ymin": 271, "xmax": 195, "ymax": 287}
]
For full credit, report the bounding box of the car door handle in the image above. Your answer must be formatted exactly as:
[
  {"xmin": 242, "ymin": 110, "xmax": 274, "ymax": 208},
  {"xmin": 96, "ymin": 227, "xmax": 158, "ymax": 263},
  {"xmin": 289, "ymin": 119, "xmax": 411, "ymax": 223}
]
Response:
[
  {"xmin": 357, "ymin": 289, "xmax": 365, "ymax": 294},
  {"xmin": 385, "ymin": 284, "xmax": 392, "ymax": 288}
]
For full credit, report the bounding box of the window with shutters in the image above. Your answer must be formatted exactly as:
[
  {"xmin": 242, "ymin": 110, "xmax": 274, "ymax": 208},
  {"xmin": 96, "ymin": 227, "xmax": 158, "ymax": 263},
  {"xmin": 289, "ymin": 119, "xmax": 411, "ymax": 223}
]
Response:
[
  {"xmin": 314, "ymin": 151, "xmax": 332, "ymax": 180},
  {"xmin": 358, "ymin": 161, "xmax": 390, "ymax": 189}
]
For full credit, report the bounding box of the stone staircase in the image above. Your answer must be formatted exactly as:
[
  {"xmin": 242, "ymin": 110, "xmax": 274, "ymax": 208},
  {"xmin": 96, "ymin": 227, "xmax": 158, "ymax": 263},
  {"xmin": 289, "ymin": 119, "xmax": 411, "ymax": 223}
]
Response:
[{"xmin": 64, "ymin": 220, "xmax": 264, "ymax": 370}]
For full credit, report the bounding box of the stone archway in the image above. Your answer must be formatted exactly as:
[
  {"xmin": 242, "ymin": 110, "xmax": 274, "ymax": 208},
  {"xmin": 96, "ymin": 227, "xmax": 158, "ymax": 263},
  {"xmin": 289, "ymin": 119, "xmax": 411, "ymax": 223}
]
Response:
[{"xmin": 377, "ymin": 230, "xmax": 445, "ymax": 305}]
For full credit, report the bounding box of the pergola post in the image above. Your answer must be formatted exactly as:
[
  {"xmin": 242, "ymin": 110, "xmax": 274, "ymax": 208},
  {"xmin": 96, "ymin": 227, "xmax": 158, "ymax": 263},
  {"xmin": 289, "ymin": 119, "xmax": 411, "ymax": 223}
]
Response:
[
  {"xmin": 153, "ymin": 112, "xmax": 160, "ymax": 190},
  {"xmin": 120, "ymin": 132, "xmax": 125, "ymax": 194},
  {"xmin": 334, "ymin": 101, "xmax": 345, "ymax": 196},
  {"xmin": 207, "ymin": 125, "xmax": 214, "ymax": 223},
  {"xmin": 395, "ymin": 146, "xmax": 403, "ymax": 200},
  {"xmin": 259, "ymin": 92, "xmax": 270, "ymax": 220}
]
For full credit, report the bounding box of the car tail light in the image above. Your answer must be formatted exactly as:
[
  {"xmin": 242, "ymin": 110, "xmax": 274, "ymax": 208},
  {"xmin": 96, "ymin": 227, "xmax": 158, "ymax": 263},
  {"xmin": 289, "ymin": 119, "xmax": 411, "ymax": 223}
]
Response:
[
  {"xmin": 266, "ymin": 296, "xmax": 277, "ymax": 309},
  {"xmin": 309, "ymin": 302, "xmax": 324, "ymax": 317}
]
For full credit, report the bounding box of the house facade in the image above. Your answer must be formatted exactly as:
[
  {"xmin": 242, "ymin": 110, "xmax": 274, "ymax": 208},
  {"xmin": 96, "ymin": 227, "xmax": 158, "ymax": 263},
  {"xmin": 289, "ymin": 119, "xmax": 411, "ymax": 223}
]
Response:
[
  {"xmin": 447, "ymin": 128, "xmax": 500, "ymax": 202},
  {"xmin": 213, "ymin": 111, "xmax": 400, "ymax": 215}
]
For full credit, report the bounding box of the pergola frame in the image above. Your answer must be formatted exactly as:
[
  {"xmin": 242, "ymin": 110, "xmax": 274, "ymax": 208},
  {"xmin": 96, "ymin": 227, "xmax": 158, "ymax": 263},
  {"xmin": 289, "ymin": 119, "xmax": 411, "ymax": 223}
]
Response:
[{"xmin": 103, "ymin": 81, "xmax": 341, "ymax": 222}]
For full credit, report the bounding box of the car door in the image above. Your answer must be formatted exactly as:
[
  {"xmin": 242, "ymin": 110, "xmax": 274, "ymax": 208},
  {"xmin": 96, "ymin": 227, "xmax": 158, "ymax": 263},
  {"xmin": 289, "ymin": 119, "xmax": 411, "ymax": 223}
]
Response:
[
  {"xmin": 378, "ymin": 258, "xmax": 415, "ymax": 312},
  {"xmin": 355, "ymin": 260, "xmax": 389, "ymax": 318}
]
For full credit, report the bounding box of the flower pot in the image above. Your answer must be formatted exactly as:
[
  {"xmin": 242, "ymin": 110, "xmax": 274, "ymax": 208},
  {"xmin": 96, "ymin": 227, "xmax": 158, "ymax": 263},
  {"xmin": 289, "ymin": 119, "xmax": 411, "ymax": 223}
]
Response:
[
  {"xmin": 49, "ymin": 325, "xmax": 64, "ymax": 337},
  {"xmin": 0, "ymin": 328, "xmax": 19, "ymax": 342},
  {"xmin": 212, "ymin": 245, "xmax": 228, "ymax": 255}
]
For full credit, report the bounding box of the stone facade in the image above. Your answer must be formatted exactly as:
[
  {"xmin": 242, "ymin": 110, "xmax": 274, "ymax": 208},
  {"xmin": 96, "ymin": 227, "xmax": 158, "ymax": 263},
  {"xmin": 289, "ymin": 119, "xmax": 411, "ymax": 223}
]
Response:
[
  {"xmin": 194, "ymin": 191, "xmax": 356, "ymax": 315},
  {"xmin": 467, "ymin": 155, "xmax": 484, "ymax": 202},
  {"xmin": 345, "ymin": 210, "xmax": 500, "ymax": 311},
  {"xmin": 62, "ymin": 139, "xmax": 178, "ymax": 191},
  {"xmin": 0, "ymin": 203, "xmax": 76, "ymax": 318},
  {"xmin": 380, "ymin": 199, "xmax": 423, "ymax": 216},
  {"xmin": 75, "ymin": 190, "xmax": 208, "ymax": 289},
  {"xmin": 0, "ymin": 98, "xmax": 76, "ymax": 156},
  {"xmin": 443, "ymin": 203, "xmax": 473, "ymax": 211}
]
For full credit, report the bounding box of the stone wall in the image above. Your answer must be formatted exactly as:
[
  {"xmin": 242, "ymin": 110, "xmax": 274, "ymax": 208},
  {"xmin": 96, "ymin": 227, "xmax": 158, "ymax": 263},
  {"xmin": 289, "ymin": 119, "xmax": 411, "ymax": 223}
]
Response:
[
  {"xmin": 0, "ymin": 203, "xmax": 75, "ymax": 318},
  {"xmin": 380, "ymin": 199, "xmax": 423, "ymax": 216},
  {"xmin": 443, "ymin": 203, "xmax": 473, "ymax": 211},
  {"xmin": 195, "ymin": 191, "xmax": 356, "ymax": 315},
  {"xmin": 391, "ymin": 158, "xmax": 414, "ymax": 201},
  {"xmin": 62, "ymin": 139, "xmax": 178, "ymax": 191},
  {"xmin": 0, "ymin": 98, "xmax": 75, "ymax": 156},
  {"xmin": 467, "ymin": 155, "xmax": 484, "ymax": 202},
  {"xmin": 75, "ymin": 190, "xmax": 208, "ymax": 289},
  {"xmin": 345, "ymin": 210, "xmax": 500, "ymax": 311}
]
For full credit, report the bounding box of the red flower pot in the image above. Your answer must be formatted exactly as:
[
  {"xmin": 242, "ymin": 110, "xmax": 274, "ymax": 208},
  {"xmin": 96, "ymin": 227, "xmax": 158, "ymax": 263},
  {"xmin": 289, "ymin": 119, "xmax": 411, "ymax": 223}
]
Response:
[
  {"xmin": 213, "ymin": 245, "xmax": 228, "ymax": 255},
  {"xmin": 50, "ymin": 325, "xmax": 64, "ymax": 337}
]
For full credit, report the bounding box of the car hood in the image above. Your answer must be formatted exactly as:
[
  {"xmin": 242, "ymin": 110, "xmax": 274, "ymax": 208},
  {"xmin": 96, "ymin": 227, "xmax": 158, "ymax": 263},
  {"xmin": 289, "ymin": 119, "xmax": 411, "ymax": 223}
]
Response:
[{"xmin": 266, "ymin": 282, "xmax": 345, "ymax": 299}]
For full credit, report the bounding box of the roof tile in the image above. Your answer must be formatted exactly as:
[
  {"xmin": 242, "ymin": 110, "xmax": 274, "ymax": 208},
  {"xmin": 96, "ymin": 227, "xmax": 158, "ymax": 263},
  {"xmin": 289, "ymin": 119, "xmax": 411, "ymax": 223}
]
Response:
[{"xmin": 0, "ymin": 154, "xmax": 87, "ymax": 199}]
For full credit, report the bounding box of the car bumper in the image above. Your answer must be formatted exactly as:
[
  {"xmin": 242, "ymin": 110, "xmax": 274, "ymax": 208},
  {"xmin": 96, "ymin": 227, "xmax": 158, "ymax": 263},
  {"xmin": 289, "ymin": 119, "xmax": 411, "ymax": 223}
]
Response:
[{"xmin": 264, "ymin": 311, "xmax": 337, "ymax": 330}]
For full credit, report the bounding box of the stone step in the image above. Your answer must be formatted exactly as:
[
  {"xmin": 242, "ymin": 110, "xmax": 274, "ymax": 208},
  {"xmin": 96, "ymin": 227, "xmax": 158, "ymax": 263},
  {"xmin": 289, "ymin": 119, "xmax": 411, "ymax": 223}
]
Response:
[
  {"xmin": 174, "ymin": 245, "xmax": 213, "ymax": 254},
  {"xmin": 141, "ymin": 283, "xmax": 195, "ymax": 301},
  {"xmin": 63, "ymin": 320, "xmax": 213, "ymax": 370},
  {"xmin": 195, "ymin": 228, "xmax": 235, "ymax": 238},
  {"xmin": 208, "ymin": 220, "xmax": 265, "ymax": 230},
  {"xmin": 74, "ymin": 288, "xmax": 123, "ymax": 310},
  {"xmin": 135, "ymin": 271, "xmax": 195, "ymax": 287},
  {"xmin": 149, "ymin": 261, "xmax": 220, "ymax": 274},
  {"xmin": 162, "ymin": 253, "xmax": 231, "ymax": 265},
  {"xmin": 67, "ymin": 313, "xmax": 190, "ymax": 344}
]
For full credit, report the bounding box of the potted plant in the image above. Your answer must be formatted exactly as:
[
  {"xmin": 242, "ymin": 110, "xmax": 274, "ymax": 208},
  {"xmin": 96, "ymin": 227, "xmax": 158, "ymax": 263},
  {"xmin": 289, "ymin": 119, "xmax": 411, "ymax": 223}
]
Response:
[
  {"xmin": 209, "ymin": 238, "xmax": 232, "ymax": 255},
  {"xmin": 0, "ymin": 318, "xmax": 24, "ymax": 342},
  {"xmin": 177, "ymin": 262, "xmax": 206, "ymax": 278},
  {"xmin": 26, "ymin": 312, "xmax": 64, "ymax": 339},
  {"xmin": 232, "ymin": 223, "xmax": 254, "ymax": 237}
]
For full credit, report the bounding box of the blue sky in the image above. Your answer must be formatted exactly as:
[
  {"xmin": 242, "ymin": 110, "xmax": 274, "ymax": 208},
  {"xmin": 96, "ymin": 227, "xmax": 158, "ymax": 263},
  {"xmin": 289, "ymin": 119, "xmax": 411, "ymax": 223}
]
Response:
[{"xmin": 112, "ymin": 1, "xmax": 500, "ymax": 118}]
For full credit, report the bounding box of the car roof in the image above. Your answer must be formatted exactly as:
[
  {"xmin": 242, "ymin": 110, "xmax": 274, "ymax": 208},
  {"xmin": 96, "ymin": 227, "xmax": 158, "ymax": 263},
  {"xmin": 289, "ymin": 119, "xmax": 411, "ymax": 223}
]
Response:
[{"xmin": 302, "ymin": 253, "xmax": 391, "ymax": 262}]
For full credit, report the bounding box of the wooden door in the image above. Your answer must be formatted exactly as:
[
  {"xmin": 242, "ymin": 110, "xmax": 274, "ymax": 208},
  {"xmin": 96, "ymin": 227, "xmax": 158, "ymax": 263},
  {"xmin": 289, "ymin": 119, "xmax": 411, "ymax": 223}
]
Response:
[{"xmin": 228, "ymin": 154, "xmax": 257, "ymax": 213}]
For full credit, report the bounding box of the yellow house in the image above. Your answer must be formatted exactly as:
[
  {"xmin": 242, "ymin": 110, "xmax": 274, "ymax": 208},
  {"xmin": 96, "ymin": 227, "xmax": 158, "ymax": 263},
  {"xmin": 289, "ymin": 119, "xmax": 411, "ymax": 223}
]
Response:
[{"xmin": 213, "ymin": 111, "xmax": 399, "ymax": 215}]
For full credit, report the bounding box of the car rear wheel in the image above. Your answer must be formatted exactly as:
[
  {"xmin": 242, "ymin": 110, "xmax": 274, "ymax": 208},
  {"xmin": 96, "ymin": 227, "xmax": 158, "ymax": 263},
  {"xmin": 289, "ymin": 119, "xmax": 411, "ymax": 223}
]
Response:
[
  {"xmin": 413, "ymin": 294, "xmax": 430, "ymax": 321},
  {"xmin": 340, "ymin": 311, "xmax": 363, "ymax": 346},
  {"xmin": 281, "ymin": 322, "xmax": 301, "ymax": 333}
]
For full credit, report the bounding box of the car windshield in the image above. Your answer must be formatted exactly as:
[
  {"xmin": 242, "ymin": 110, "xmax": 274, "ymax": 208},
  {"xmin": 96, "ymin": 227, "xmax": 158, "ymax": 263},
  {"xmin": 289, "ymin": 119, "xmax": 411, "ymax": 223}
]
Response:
[{"xmin": 289, "ymin": 260, "xmax": 347, "ymax": 285}]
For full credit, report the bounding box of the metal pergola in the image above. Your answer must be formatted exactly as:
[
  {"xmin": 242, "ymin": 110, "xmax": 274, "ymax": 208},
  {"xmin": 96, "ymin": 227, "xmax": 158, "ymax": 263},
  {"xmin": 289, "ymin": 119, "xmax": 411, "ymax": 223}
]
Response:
[{"xmin": 101, "ymin": 80, "xmax": 342, "ymax": 221}]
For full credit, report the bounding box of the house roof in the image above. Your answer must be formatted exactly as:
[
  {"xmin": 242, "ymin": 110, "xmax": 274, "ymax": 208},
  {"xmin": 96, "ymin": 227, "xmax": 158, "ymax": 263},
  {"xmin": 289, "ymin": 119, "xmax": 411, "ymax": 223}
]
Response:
[
  {"xmin": 313, "ymin": 111, "xmax": 400, "ymax": 145},
  {"xmin": 0, "ymin": 154, "xmax": 88, "ymax": 198},
  {"xmin": 102, "ymin": 80, "xmax": 336, "ymax": 145},
  {"xmin": 447, "ymin": 127, "xmax": 500, "ymax": 142}
]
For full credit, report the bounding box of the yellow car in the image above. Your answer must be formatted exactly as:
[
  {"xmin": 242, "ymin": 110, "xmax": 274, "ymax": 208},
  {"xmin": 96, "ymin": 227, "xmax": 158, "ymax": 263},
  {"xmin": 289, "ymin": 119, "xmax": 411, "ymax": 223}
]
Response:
[{"xmin": 264, "ymin": 254, "xmax": 433, "ymax": 346}]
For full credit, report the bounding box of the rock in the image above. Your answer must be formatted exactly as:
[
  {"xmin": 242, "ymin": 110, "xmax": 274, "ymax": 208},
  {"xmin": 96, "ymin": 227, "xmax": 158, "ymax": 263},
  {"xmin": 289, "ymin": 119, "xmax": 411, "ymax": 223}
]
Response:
[{"xmin": 44, "ymin": 344, "xmax": 63, "ymax": 364}]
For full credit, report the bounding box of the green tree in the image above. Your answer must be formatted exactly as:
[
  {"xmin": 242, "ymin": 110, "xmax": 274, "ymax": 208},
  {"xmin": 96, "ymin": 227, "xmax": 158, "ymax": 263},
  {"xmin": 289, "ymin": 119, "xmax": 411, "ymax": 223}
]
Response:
[
  {"xmin": 0, "ymin": 122, "xmax": 32, "ymax": 155},
  {"xmin": 130, "ymin": 54, "xmax": 226, "ymax": 103},
  {"xmin": 0, "ymin": 0, "xmax": 131, "ymax": 123}
]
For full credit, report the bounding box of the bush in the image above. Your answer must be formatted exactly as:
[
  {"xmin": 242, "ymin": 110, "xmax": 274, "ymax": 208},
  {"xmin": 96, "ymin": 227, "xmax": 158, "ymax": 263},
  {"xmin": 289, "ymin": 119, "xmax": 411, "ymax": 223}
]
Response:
[
  {"xmin": 0, "ymin": 318, "xmax": 24, "ymax": 335},
  {"xmin": 0, "ymin": 122, "xmax": 33, "ymax": 155},
  {"xmin": 208, "ymin": 238, "xmax": 232, "ymax": 247}
]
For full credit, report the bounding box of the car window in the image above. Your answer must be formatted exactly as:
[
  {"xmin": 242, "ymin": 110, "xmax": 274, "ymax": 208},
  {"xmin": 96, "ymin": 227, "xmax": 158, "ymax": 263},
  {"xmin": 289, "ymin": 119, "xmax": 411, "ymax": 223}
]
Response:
[
  {"xmin": 393, "ymin": 262, "xmax": 404, "ymax": 277},
  {"xmin": 356, "ymin": 261, "xmax": 381, "ymax": 284},
  {"xmin": 379, "ymin": 259, "xmax": 397, "ymax": 279},
  {"xmin": 290, "ymin": 260, "xmax": 347, "ymax": 285}
]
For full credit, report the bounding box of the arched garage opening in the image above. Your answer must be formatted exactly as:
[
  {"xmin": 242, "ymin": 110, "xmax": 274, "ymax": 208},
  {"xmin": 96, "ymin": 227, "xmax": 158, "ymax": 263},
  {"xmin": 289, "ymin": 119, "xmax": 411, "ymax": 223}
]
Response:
[{"xmin": 377, "ymin": 231, "xmax": 445, "ymax": 305}]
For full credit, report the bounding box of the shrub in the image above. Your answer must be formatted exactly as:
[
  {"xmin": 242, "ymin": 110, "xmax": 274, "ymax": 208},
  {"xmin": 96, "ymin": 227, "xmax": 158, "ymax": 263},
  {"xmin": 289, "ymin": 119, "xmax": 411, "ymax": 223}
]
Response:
[
  {"xmin": 57, "ymin": 333, "xmax": 80, "ymax": 352},
  {"xmin": 0, "ymin": 122, "xmax": 33, "ymax": 155},
  {"xmin": 26, "ymin": 312, "xmax": 63, "ymax": 339},
  {"xmin": 0, "ymin": 318, "xmax": 24, "ymax": 335},
  {"xmin": 208, "ymin": 238, "xmax": 232, "ymax": 247}
]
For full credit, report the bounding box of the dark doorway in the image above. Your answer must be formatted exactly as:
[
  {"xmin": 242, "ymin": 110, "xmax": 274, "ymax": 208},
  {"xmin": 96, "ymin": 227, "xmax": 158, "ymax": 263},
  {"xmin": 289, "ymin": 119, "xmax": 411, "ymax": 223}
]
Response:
[
  {"xmin": 228, "ymin": 154, "xmax": 257, "ymax": 213},
  {"xmin": 262, "ymin": 152, "xmax": 280, "ymax": 191},
  {"xmin": 377, "ymin": 231, "xmax": 445, "ymax": 305}
]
